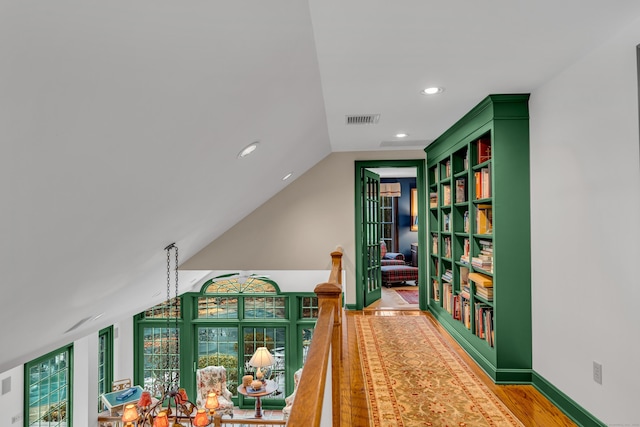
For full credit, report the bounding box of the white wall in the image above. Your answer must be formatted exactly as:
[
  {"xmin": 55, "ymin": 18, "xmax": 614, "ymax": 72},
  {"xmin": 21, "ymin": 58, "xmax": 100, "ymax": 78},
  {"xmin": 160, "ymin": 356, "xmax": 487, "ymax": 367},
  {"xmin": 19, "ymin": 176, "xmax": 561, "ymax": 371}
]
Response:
[
  {"xmin": 0, "ymin": 320, "xmax": 133, "ymax": 425},
  {"xmin": 529, "ymin": 18, "xmax": 640, "ymax": 425},
  {"xmin": 0, "ymin": 365, "xmax": 24, "ymax": 426}
]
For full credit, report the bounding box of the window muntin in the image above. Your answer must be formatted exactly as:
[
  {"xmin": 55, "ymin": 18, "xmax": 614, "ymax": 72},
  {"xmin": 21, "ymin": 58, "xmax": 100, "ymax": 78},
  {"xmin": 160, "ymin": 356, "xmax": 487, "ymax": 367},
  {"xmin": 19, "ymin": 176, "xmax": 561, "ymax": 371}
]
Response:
[
  {"xmin": 142, "ymin": 326, "xmax": 180, "ymax": 396},
  {"xmin": 197, "ymin": 296, "xmax": 239, "ymax": 319},
  {"xmin": 300, "ymin": 297, "xmax": 319, "ymax": 319},
  {"xmin": 98, "ymin": 327, "xmax": 113, "ymax": 412},
  {"xmin": 244, "ymin": 296, "xmax": 286, "ymax": 319},
  {"xmin": 204, "ymin": 276, "xmax": 277, "ymax": 294},
  {"xmin": 197, "ymin": 326, "xmax": 239, "ymax": 395},
  {"xmin": 243, "ymin": 327, "xmax": 286, "ymax": 400},
  {"xmin": 26, "ymin": 345, "xmax": 72, "ymax": 427}
]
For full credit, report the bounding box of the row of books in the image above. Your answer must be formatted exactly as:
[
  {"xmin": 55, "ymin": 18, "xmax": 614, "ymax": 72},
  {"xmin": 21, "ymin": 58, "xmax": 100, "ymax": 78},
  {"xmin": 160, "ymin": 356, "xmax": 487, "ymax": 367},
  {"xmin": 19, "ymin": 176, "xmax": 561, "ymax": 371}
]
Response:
[
  {"xmin": 475, "ymin": 304, "xmax": 494, "ymax": 347},
  {"xmin": 441, "ymin": 269, "xmax": 453, "ymax": 283},
  {"xmin": 475, "ymin": 167, "xmax": 491, "ymax": 199},
  {"xmin": 441, "ymin": 285, "xmax": 494, "ymax": 347},
  {"xmin": 476, "ymin": 204, "xmax": 493, "ymax": 235},
  {"xmin": 469, "ymin": 272, "xmax": 493, "ymax": 301}
]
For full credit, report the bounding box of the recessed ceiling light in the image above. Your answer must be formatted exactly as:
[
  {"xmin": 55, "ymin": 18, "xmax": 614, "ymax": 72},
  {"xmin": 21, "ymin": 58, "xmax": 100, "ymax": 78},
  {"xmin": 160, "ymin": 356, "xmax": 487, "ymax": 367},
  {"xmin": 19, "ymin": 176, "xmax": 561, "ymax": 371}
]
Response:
[
  {"xmin": 421, "ymin": 87, "xmax": 444, "ymax": 95},
  {"xmin": 282, "ymin": 172, "xmax": 293, "ymax": 181},
  {"xmin": 238, "ymin": 141, "xmax": 259, "ymax": 158},
  {"xmin": 396, "ymin": 133, "xmax": 409, "ymax": 138}
]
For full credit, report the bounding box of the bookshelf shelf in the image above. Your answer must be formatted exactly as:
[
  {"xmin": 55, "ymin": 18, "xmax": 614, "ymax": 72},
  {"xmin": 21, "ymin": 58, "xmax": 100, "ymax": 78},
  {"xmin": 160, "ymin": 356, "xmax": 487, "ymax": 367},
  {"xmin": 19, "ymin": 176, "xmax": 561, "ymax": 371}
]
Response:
[{"xmin": 425, "ymin": 94, "xmax": 531, "ymax": 383}]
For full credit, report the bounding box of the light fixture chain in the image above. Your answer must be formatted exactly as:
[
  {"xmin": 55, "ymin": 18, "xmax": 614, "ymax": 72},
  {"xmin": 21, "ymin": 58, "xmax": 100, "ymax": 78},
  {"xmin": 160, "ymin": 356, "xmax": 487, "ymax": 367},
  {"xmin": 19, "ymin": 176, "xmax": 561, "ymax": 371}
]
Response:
[{"xmin": 173, "ymin": 244, "xmax": 180, "ymax": 390}]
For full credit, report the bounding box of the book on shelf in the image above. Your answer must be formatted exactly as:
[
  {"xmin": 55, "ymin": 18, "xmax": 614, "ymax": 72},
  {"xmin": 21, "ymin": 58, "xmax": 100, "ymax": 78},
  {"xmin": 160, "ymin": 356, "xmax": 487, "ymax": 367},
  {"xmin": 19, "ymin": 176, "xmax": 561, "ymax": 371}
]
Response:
[
  {"xmin": 443, "ymin": 213, "xmax": 451, "ymax": 231},
  {"xmin": 431, "ymin": 234, "xmax": 438, "ymax": 253},
  {"xmin": 460, "ymin": 266, "xmax": 469, "ymax": 285},
  {"xmin": 481, "ymin": 167, "xmax": 491, "ymax": 198},
  {"xmin": 432, "ymin": 279, "xmax": 440, "ymax": 301},
  {"xmin": 475, "ymin": 304, "xmax": 494, "ymax": 347},
  {"xmin": 455, "ymin": 178, "xmax": 466, "ymax": 203},
  {"xmin": 463, "ymin": 238, "xmax": 470, "ymax": 257},
  {"xmin": 468, "ymin": 272, "xmax": 493, "ymax": 288},
  {"xmin": 475, "ymin": 286, "xmax": 493, "ymax": 300},
  {"xmin": 441, "ymin": 269, "xmax": 453, "ymax": 283},
  {"xmin": 476, "ymin": 204, "xmax": 493, "ymax": 234},
  {"xmin": 443, "ymin": 236, "xmax": 452, "ymax": 258},
  {"xmin": 463, "ymin": 210, "xmax": 469, "ymax": 232},
  {"xmin": 443, "ymin": 184, "xmax": 451, "ymax": 205},
  {"xmin": 445, "ymin": 160, "xmax": 451, "ymax": 177},
  {"xmin": 460, "ymin": 285, "xmax": 471, "ymax": 300},
  {"xmin": 474, "ymin": 171, "xmax": 481, "ymax": 199},
  {"xmin": 478, "ymin": 138, "xmax": 491, "ymax": 163},
  {"xmin": 474, "ymin": 167, "xmax": 491, "ymax": 199},
  {"xmin": 430, "ymin": 192, "xmax": 438, "ymax": 208}
]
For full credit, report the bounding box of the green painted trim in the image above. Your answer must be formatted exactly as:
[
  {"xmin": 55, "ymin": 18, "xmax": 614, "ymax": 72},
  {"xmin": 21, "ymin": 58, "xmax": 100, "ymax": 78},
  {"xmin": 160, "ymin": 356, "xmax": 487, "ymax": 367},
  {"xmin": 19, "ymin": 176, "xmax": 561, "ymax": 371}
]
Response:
[
  {"xmin": 354, "ymin": 159, "xmax": 427, "ymax": 310},
  {"xmin": 429, "ymin": 304, "xmax": 497, "ymax": 380},
  {"xmin": 24, "ymin": 344, "xmax": 74, "ymax": 427},
  {"xmin": 532, "ymin": 371, "xmax": 606, "ymax": 427}
]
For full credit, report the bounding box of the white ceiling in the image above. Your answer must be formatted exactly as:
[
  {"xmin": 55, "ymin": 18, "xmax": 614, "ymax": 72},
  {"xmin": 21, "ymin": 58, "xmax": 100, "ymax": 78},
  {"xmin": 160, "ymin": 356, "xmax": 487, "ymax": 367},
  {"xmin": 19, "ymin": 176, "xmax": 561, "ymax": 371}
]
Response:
[{"xmin": 2, "ymin": 0, "xmax": 640, "ymax": 373}]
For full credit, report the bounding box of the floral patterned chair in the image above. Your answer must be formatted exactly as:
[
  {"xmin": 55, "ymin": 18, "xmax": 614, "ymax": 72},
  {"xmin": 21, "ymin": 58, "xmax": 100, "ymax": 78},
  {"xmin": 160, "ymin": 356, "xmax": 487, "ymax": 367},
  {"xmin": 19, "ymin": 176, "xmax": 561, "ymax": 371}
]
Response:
[
  {"xmin": 195, "ymin": 366, "xmax": 235, "ymax": 418},
  {"xmin": 282, "ymin": 368, "xmax": 303, "ymax": 421}
]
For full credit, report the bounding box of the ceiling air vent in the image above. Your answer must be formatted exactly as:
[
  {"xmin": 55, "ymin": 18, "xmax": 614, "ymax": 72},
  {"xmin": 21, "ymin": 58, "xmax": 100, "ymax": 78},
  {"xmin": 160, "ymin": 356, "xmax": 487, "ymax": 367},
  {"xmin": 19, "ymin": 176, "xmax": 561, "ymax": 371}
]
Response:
[{"xmin": 345, "ymin": 114, "xmax": 380, "ymax": 125}]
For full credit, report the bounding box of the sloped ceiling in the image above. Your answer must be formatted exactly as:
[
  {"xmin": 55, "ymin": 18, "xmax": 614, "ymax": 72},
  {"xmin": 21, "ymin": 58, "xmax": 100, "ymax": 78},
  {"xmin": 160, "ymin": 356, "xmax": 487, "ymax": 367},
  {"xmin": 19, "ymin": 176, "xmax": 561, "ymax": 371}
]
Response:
[{"xmin": 2, "ymin": 0, "xmax": 640, "ymax": 373}]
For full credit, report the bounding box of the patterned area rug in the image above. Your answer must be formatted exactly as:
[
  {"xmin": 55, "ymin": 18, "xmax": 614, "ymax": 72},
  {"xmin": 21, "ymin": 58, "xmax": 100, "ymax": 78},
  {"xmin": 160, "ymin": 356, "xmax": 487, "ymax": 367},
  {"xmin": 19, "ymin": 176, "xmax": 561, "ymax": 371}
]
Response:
[
  {"xmin": 394, "ymin": 289, "xmax": 419, "ymax": 304},
  {"xmin": 355, "ymin": 316, "xmax": 524, "ymax": 426}
]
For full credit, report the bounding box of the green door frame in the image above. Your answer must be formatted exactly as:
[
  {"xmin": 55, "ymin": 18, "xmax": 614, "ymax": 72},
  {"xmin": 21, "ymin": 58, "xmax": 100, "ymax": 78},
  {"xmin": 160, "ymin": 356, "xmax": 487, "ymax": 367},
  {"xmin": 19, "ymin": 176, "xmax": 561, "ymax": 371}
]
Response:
[{"xmin": 354, "ymin": 159, "xmax": 427, "ymax": 310}]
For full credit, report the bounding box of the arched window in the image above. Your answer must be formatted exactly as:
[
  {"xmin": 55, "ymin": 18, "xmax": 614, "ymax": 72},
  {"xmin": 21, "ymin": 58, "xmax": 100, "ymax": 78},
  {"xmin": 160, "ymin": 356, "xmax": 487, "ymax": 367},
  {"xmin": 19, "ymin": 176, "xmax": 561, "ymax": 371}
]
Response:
[{"xmin": 135, "ymin": 274, "xmax": 317, "ymax": 411}]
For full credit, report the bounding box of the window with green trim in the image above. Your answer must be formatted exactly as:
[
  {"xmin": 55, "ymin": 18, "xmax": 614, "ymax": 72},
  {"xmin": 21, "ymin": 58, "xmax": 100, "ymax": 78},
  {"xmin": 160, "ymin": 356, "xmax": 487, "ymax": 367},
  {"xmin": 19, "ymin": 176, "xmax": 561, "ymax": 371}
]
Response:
[
  {"xmin": 25, "ymin": 345, "xmax": 72, "ymax": 427},
  {"xmin": 135, "ymin": 274, "xmax": 316, "ymax": 409},
  {"xmin": 98, "ymin": 327, "xmax": 113, "ymax": 412},
  {"xmin": 140, "ymin": 297, "xmax": 181, "ymax": 396}
]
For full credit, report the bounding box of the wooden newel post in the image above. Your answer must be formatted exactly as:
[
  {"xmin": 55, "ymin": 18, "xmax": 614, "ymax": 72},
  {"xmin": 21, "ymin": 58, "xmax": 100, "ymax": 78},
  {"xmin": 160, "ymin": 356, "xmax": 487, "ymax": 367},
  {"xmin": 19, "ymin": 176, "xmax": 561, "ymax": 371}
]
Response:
[{"xmin": 314, "ymin": 279, "xmax": 342, "ymax": 426}]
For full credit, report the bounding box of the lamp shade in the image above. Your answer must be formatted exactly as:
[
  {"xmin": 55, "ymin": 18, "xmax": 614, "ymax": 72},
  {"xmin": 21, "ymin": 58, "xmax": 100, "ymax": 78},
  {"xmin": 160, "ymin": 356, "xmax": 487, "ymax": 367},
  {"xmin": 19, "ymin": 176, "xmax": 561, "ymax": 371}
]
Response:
[
  {"xmin": 175, "ymin": 387, "xmax": 188, "ymax": 404},
  {"xmin": 121, "ymin": 404, "xmax": 139, "ymax": 422},
  {"xmin": 153, "ymin": 411, "xmax": 169, "ymax": 427},
  {"xmin": 138, "ymin": 390, "xmax": 152, "ymax": 407},
  {"xmin": 205, "ymin": 392, "xmax": 219, "ymax": 410},
  {"xmin": 193, "ymin": 408, "xmax": 209, "ymax": 427},
  {"xmin": 249, "ymin": 347, "xmax": 275, "ymax": 368}
]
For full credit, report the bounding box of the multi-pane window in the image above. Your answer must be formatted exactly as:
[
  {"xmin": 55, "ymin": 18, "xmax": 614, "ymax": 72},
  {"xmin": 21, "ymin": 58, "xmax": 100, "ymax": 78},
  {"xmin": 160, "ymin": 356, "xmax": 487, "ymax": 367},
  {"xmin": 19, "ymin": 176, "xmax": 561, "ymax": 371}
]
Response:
[
  {"xmin": 135, "ymin": 275, "xmax": 315, "ymax": 410},
  {"xmin": 300, "ymin": 297, "xmax": 319, "ymax": 319},
  {"xmin": 142, "ymin": 326, "xmax": 180, "ymax": 396},
  {"xmin": 26, "ymin": 345, "xmax": 72, "ymax": 427},
  {"xmin": 196, "ymin": 326, "xmax": 239, "ymax": 394},
  {"xmin": 381, "ymin": 195, "xmax": 397, "ymax": 251},
  {"xmin": 243, "ymin": 327, "xmax": 286, "ymax": 400},
  {"xmin": 98, "ymin": 327, "xmax": 113, "ymax": 412}
]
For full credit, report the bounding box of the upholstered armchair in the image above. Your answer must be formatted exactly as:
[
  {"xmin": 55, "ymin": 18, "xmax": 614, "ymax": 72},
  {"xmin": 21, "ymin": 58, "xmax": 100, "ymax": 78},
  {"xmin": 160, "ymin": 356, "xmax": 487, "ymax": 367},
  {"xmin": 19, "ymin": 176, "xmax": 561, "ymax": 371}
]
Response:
[
  {"xmin": 195, "ymin": 366, "xmax": 235, "ymax": 418},
  {"xmin": 380, "ymin": 241, "xmax": 406, "ymax": 266},
  {"xmin": 282, "ymin": 368, "xmax": 303, "ymax": 421}
]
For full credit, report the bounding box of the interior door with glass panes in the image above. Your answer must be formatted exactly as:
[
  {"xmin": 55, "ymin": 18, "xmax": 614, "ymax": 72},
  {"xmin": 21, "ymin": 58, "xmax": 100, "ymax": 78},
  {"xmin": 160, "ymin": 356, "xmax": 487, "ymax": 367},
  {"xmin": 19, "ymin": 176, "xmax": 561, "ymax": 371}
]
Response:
[{"xmin": 362, "ymin": 169, "xmax": 382, "ymax": 306}]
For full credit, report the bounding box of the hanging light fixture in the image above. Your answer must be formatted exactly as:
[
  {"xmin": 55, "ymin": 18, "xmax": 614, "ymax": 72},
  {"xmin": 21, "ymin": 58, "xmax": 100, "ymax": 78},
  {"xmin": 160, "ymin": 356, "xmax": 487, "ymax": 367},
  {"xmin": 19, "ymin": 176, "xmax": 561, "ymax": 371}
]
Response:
[{"xmin": 120, "ymin": 243, "xmax": 206, "ymax": 427}]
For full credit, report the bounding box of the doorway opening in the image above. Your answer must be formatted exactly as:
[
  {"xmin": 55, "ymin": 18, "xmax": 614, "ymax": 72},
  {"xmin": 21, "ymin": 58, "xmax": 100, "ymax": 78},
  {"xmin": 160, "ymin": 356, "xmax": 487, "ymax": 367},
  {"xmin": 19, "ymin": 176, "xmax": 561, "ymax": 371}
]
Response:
[{"xmin": 354, "ymin": 159, "xmax": 426, "ymax": 311}]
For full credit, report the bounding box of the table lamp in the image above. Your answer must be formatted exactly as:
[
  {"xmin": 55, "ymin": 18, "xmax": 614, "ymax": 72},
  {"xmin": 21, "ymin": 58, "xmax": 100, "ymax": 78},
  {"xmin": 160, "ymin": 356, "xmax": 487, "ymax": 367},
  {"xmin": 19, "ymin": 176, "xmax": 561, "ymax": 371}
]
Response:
[
  {"xmin": 249, "ymin": 347, "xmax": 275, "ymax": 382},
  {"xmin": 205, "ymin": 392, "xmax": 219, "ymax": 415},
  {"xmin": 153, "ymin": 411, "xmax": 169, "ymax": 427},
  {"xmin": 121, "ymin": 403, "xmax": 139, "ymax": 427},
  {"xmin": 193, "ymin": 408, "xmax": 210, "ymax": 426}
]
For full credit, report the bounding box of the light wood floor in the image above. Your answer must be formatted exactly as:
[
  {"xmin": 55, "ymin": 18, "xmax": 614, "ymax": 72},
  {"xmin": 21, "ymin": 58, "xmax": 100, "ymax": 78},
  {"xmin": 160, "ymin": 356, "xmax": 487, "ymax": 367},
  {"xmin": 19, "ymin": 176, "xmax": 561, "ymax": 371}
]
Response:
[{"xmin": 341, "ymin": 302, "xmax": 578, "ymax": 426}]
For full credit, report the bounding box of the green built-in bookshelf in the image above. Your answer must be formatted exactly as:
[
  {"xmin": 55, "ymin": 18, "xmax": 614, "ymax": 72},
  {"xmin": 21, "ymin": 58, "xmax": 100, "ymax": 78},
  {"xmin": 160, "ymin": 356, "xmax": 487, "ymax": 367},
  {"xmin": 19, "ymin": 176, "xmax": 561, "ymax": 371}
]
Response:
[{"xmin": 426, "ymin": 94, "xmax": 531, "ymax": 383}]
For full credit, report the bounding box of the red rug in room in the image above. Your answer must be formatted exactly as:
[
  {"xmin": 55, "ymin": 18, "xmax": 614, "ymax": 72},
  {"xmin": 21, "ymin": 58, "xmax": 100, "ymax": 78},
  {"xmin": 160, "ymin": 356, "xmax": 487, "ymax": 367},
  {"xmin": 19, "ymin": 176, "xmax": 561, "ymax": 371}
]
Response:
[{"xmin": 394, "ymin": 289, "xmax": 419, "ymax": 304}]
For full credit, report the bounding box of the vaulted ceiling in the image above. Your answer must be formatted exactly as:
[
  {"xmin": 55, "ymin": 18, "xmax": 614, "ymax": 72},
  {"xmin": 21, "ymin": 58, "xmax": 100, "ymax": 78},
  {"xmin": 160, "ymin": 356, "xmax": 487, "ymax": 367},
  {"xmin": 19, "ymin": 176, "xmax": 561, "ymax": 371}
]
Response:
[{"xmin": 3, "ymin": 0, "xmax": 640, "ymax": 373}]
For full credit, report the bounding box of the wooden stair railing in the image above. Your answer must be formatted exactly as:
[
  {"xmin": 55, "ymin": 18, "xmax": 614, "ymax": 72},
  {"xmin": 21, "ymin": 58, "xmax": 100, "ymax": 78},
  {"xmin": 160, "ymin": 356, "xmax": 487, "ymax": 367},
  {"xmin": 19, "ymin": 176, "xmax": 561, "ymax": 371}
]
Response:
[{"xmin": 286, "ymin": 248, "xmax": 343, "ymax": 427}]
